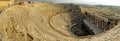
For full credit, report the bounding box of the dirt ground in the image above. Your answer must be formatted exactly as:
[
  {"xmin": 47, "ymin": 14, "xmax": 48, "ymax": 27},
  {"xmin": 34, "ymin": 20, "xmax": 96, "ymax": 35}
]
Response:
[{"xmin": 0, "ymin": 2, "xmax": 120, "ymax": 41}]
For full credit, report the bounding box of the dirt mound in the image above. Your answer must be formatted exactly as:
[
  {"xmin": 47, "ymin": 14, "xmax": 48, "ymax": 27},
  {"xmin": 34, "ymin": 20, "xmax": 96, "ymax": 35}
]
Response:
[{"xmin": 0, "ymin": 2, "xmax": 120, "ymax": 41}]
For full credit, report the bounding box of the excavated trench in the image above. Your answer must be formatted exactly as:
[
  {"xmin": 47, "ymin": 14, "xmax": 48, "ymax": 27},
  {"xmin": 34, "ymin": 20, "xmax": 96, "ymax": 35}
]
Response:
[
  {"xmin": 67, "ymin": 16, "xmax": 92, "ymax": 37},
  {"xmin": 65, "ymin": 5, "xmax": 118, "ymax": 37},
  {"xmin": 67, "ymin": 16, "xmax": 99, "ymax": 37},
  {"xmin": 68, "ymin": 23, "xmax": 91, "ymax": 36},
  {"xmin": 48, "ymin": 4, "xmax": 118, "ymax": 37},
  {"xmin": 67, "ymin": 11, "xmax": 118, "ymax": 37},
  {"xmin": 64, "ymin": 6, "xmax": 94, "ymax": 37}
]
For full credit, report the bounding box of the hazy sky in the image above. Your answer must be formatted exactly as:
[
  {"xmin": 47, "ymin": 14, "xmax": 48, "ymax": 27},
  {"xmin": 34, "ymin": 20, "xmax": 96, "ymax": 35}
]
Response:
[{"xmin": 27, "ymin": 0, "xmax": 120, "ymax": 6}]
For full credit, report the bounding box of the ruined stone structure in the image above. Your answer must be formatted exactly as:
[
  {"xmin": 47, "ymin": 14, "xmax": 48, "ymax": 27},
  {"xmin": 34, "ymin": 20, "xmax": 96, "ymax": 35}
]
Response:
[
  {"xmin": 85, "ymin": 12, "xmax": 110, "ymax": 29},
  {"xmin": 83, "ymin": 12, "xmax": 112, "ymax": 34}
]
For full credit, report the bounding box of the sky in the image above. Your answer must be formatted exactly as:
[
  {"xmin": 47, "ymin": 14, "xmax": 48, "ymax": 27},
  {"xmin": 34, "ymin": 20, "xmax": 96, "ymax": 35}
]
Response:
[{"xmin": 27, "ymin": 0, "xmax": 120, "ymax": 6}]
